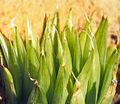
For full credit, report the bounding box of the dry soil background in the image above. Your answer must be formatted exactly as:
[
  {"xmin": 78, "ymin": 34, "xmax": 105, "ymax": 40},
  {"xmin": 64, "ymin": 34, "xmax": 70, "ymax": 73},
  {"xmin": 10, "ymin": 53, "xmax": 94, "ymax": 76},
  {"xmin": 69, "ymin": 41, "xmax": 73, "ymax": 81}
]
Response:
[{"xmin": 0, "ymin": 0, "xmax": 120, "ymax": 38}]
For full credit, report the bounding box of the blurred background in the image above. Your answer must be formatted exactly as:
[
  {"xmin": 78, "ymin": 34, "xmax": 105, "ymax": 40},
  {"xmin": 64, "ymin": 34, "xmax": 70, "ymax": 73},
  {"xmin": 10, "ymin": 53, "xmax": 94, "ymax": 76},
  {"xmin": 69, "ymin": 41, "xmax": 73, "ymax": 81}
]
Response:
[{"xmin": 0, "ymin": 0, "xmax": 120, "ymax": 38}]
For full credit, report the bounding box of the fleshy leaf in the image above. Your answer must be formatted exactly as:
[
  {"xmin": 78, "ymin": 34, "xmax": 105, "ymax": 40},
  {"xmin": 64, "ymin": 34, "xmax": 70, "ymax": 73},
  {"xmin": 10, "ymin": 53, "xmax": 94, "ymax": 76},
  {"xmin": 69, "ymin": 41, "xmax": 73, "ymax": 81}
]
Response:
[
  {"xmin": 0, "ymin": 65, "xmax": 17, "ymax": 104},
  {"xmin": 27, "ymin": 82, "xmax": 48, "ymax": 104}
]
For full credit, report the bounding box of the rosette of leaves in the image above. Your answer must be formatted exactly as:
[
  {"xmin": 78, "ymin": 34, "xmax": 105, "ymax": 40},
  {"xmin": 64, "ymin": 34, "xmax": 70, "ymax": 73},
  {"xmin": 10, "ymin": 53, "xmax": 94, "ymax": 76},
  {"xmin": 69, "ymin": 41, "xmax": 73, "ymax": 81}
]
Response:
[{"xmin": 0, "ymin": 10, "xmax": 120, "ymax": 104}]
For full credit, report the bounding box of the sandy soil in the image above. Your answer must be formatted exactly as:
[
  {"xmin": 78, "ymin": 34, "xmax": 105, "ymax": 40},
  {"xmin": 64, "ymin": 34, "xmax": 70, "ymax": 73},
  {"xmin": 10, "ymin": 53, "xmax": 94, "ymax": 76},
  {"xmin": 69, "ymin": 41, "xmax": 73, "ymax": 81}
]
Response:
[{"xmin": 0, "ymin": 0, "xmax": 120, "ymax": 38}]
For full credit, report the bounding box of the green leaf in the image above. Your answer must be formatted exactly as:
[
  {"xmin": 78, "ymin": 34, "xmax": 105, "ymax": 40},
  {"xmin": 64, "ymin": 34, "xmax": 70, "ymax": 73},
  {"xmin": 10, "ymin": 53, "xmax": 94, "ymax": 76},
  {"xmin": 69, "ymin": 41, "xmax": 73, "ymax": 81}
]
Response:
[
  {"xmin": 70, "ymin": 82, "xmax": 85, "ymax": 104},
  {"xmin": 52, "ymin": 30, "xmax": 72, "ymax": 104},
  {"xmin": 41, "ymin": 14, "xmax": 47, "ymax": 44},
  {"xmin": 51, "ymin": 11, "xmax": 60, "ymax": 45},
  {"xmin": 0, "ymin": 34, "xmax": 21, "ymax": 97},
  {"xmin": 0, "ymin": 32, "xmax": 9, "ymax": 64},
  {"xmin": 98, "ymin": 49, "xmax": 118, "ymax": 104},
  {"xmin": 86, "ymin": 38, "xmax": 100, "ymax": 104},
  {"xmin": 117, "ymin": 45, "xmax": 120, "ymax": 59},
  {"xmin": 7, "ymin": 42, "xmax": 22, "ymax": 100},
  {"xmin": 100, "ymin": 81, "xmax": 117, "ymax": 104},
  {"xmin": 22, "ymin": 54, "xmax": 33, "ymax": 103},
  {"xmin": 44, "ymin": 28, "xmax": 56, "ymax": 103},
  {"xmin": 37, "ymin": 54, "xmax": 53, "ymax": 103},
  {"xmin": 27, "ymin": 82, "xmax": 48, "ymax": 104},
  {"xmin": 0, "ymin": 46, "xmax": 7, "ymax": 65},
  {"xmin": 64, "ymin": 9, "xmax": 76, "ymax": 63},
  {"xmin": 66, "ymin": 75, "xmax": 74, "ymax": 103},
  {"xmin": 13, "ymin": 27, "xmax": 33, "ymax": 102},
  {"xmin": 95, "ymin": 17, "xmax": 109, "ymax": 104},
  {"xmin": 80, "ymin": 21, "xmax": 90, "ymax": 56},
  {"xmin": 71, "ymin": 43, "xmax": 99, "ymax": 104},
  {"xmin": 65, "ymin": 27, "xmax": 81, "ymax": 76},
  {"xmin": 51, "ymin": 12, "xmax": 60, "ymax": 71},
  {"xmin": 56, "ymin": 30, "xmax": 63, "ymax": 65},
  {"xmin": 95, "ymin": 17, "xmax": 108, "ymax": 76},
  {"xmin": 72, "ymin": 33, "xmax": 82, "ymax": 76},
  {"xmin": 77, "ymin": 51, "xmax": 94, "ymax": 99},
  {"xmin": 79, "ymin": 21, "xmax": 94, "ymax": 74},
  {"xmin": 13, "ymin": 27, "xmax": 26, "ymax": 65},
  {"xmin": 28, "ymin": 47, "xmax": 40, "ymax": 78},
  {"xmin": 64, "ymin": 10, "xmax": 82, "ymax": 76},
  {"xmin": 26, "ymin": 18, "xmax": 37, "ymax": 49},
  {"xmin": 0, "ymin": 65, "xmax": 17, "ymax": 104},
  {"xmin": 106, "ymin": 46, "xmax": 117, "ymax": 64},
  {"xmin": 66, "ymin": 8, "xmax": 73, "ymax": 30}
]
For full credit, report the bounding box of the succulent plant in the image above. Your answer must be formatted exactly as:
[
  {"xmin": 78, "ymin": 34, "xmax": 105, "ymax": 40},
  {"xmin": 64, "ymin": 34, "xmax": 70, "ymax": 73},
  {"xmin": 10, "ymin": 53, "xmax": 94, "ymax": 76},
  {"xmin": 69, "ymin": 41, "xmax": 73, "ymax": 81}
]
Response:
[{"xmin": 0, "ymin": 10, "xmax": 120, "ymax": 104}]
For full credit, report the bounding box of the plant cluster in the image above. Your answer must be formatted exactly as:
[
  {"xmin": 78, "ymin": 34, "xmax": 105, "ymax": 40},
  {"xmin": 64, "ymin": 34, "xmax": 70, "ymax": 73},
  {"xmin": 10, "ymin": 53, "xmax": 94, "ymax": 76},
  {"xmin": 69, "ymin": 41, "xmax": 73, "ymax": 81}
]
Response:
[{"xmin": 0, "ymin": 11, "xmax": 120, "ymax": 104}]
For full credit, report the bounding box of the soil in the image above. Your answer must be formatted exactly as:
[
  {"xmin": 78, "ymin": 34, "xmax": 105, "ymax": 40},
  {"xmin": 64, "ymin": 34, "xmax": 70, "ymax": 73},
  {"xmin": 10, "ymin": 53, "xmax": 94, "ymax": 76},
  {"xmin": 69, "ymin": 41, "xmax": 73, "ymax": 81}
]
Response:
[{"xmin": 0, "ymin": 0, "xmax": 120, "ymax": 38}]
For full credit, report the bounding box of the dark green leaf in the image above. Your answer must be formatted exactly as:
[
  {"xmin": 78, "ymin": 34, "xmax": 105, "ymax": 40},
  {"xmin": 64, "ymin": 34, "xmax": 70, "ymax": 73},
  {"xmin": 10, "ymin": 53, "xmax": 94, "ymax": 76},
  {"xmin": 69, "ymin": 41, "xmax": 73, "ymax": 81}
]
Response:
[
  {"xmin": 27, "ymin": 82, "xmax": 48, "ymax": 104},
  {"xmin": 0, "ymin": 65, "xmax": 17, "ymax": 104}
]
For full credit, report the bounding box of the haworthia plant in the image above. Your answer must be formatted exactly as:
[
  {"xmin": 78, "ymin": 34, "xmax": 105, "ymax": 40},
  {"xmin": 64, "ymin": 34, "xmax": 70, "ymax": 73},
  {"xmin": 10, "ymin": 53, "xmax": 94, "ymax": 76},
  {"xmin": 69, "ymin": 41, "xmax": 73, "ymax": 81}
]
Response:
[{"xmin": 0, "ymin": 10, "xmax": 119, "ymax": 104}]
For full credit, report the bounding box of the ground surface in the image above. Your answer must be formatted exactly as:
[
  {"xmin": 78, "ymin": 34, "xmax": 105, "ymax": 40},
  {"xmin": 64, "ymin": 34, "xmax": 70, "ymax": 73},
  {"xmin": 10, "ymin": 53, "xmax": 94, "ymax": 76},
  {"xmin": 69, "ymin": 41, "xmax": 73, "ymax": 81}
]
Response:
[{"xmin": 0, "ymin": 0, "xmax": 120, "ymax": 38}]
